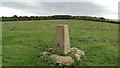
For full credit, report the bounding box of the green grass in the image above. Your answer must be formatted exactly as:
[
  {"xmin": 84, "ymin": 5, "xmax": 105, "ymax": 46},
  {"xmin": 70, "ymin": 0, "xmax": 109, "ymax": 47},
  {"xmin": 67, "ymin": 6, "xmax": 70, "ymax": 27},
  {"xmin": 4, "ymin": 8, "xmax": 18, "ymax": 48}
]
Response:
[
  {"xmin": 0, "ymin": 22, "xmax": 2, "ymax": 67},
  {"xmin": 2, "ymin": 20, "xmax": 118, "ymax": 66}
]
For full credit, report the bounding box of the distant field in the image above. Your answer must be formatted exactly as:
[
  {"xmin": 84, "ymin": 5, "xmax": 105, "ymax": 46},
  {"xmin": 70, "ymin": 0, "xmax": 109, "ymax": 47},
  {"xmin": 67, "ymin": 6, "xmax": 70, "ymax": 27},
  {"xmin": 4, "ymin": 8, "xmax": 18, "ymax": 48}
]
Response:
[{"xmin": 2, "ymin": 20, "xmax": 118, "ymax": 66}]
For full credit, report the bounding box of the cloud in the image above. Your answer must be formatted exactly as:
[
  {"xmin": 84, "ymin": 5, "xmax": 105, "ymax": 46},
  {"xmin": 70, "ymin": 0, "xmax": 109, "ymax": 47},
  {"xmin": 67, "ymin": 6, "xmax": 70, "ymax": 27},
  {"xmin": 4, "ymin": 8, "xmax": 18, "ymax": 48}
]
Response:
[
  {"xmin": 1, "ymin": 2, "xmax": 105, "ymax": 15},
  {"xmin": 0, "ymin": 7, "xmax": 37, "ymax": 16},
  {"xmin": 1, "ymin": 1, "xmax": 119, "ymax": 19},
  {"xmin": 1, "ymin": 0, "xmax": 90, "ymax": 2}
]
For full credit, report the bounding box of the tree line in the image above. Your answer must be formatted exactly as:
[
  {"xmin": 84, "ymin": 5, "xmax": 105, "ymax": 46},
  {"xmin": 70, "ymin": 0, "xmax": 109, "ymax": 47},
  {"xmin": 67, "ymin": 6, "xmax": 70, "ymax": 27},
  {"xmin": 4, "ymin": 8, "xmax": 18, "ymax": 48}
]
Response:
[{"xmin": 1, "ymin": 15, "xmax": 119, "ymax": 24}]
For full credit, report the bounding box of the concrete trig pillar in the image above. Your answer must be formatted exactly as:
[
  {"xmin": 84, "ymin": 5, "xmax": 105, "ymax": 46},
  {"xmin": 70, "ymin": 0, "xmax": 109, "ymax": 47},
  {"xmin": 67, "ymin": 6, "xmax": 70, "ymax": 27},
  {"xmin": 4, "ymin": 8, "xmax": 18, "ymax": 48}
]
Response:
[{"xmin": 53, "ymin": 25, "xmax": 71, "ymax": 54}]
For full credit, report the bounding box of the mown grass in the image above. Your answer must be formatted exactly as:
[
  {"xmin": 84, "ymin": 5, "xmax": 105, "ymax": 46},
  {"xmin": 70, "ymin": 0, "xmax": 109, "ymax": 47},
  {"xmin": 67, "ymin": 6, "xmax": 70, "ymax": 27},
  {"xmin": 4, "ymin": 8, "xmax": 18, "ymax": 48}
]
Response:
[{"xmin": 2, "ymin": 20, "xmax": 118, "ymax": 66}]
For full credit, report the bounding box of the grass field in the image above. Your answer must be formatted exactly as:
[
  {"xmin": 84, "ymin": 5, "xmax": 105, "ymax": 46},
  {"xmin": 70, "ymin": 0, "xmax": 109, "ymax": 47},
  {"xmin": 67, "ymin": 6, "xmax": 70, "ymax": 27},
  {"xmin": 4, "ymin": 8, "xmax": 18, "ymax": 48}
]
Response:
[{"xmin": 2, "ymin": 20, "xmax": 118, "ymax": 66}]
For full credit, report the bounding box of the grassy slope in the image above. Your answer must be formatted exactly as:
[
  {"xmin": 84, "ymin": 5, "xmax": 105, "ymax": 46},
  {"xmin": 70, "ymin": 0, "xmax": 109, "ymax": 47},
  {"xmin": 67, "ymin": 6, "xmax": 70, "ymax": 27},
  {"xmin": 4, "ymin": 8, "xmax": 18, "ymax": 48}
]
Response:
[
  {"xmin": 2, "ymin": 20, "xmax": 118, "ymax": 66},
  {"xmin": 0, "ymin": 22, "xmax": 2, "ymax": 67}
]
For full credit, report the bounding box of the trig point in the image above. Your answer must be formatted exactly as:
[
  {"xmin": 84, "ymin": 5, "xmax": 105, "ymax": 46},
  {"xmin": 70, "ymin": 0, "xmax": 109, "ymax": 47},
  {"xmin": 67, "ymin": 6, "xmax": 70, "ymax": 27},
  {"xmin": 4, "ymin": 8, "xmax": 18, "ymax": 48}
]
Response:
[
  {"xmin": 53, "ymin": 25, "xmax": 71, "ymax": 54},
  {"xmin": 39, "ymin": 24, "xmax": 85, "ymax": 65}
]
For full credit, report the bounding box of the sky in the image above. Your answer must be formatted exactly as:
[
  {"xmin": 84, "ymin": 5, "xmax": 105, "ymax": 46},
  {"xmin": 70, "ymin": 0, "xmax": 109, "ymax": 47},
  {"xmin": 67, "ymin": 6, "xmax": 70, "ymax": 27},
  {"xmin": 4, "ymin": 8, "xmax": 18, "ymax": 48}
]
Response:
[{"xmin": 0, "ymin": 0, "xmax": 120, "ymax": 19}]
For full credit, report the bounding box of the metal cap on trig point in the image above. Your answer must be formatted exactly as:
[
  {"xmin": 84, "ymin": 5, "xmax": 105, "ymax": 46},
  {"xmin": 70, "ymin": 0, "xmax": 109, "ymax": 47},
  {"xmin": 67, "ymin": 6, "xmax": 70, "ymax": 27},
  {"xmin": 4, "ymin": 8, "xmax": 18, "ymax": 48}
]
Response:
[{"xmin": 53, "ymin": 25, "xmax": 71, "ymax": 54}]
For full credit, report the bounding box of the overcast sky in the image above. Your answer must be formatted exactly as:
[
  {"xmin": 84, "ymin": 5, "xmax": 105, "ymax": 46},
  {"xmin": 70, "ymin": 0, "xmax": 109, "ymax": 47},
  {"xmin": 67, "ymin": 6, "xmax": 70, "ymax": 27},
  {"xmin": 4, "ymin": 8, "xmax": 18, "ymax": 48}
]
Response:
[{"xmin": 0, "ymin": 0, "xmax": 119, "ymax": 19}]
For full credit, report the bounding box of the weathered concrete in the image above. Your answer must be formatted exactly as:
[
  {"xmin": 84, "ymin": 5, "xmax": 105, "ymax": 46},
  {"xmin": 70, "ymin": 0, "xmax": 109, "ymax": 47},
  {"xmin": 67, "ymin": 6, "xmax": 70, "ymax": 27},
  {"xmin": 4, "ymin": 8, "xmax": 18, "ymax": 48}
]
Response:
[
  {"xmin": 53, "ymin": 25, "xmax": 71, "ymax": 54},
  {"xmin": 50, "ymin": 54, "xmax": 74, "ymax": 65}
]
